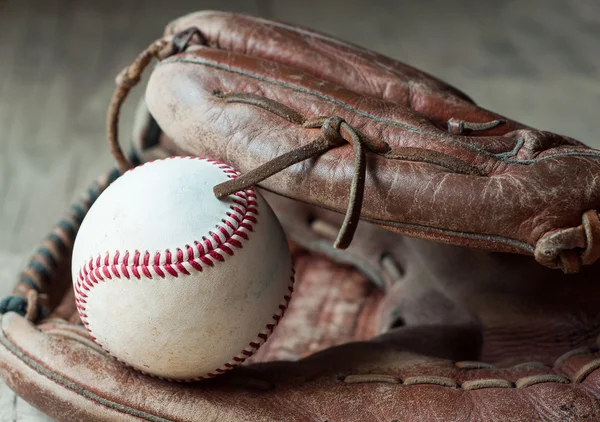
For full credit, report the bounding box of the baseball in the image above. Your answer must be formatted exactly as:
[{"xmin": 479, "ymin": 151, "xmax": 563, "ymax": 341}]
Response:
[{"xmin": 71, "ymin": 156, "xmax": 294, "ymax": 381}]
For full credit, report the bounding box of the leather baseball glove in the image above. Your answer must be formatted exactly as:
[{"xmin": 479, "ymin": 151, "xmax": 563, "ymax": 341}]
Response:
[{"xmin": 2, "ymin": 10, "xmax": 600, "ymax": 421}]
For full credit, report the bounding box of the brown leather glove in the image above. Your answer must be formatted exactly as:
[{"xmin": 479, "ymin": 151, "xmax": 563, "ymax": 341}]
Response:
[
  {"xmin": 2, "ymin": 10, "xmax": 600, "ymax": 422},
  {"xmin": 131, "ymin": 11, "xmax": 600, "ymax": 274}
]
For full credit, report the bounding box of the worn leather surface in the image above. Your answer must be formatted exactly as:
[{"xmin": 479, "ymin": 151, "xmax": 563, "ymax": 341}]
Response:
[
  {"xmin": 2, "ymin": 215, "xmax": 600, "ymax": 421},
  {"xmin": 144, "ymin": 11, "xmax": 600, "ymax": 272},
  {"xmin": 1, "ymin": 119, "xmax": 600, "ymax": 420},
  {"xmin": 2, "ymin": 316, "xmax": 600, "ymax": 422},
  {"xmin": 3, "ymin": 10, "xmax": 600, "ymax": 421}
]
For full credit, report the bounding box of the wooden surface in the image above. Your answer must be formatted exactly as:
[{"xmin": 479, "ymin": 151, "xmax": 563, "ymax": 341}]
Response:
[{"xmin": 0, "ymin": 0, "xmax": 598, "ymax": 420}]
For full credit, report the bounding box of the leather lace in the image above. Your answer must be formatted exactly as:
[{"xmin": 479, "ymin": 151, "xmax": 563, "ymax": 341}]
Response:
[
  {"xmin": 107, "ymin": 27, "xmax": 205, "ymax": 173},
  {"xmin": 210, "ymin": 91, "xmax": 494, "ymax": 248},
  {"xmin": 107, "ymin": 27, "xmax": 499, "ymax": 250}
]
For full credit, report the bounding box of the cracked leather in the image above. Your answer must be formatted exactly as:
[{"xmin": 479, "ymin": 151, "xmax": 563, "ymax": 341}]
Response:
[
  {"xmin": 3, "ymin": 150, "xmax": 600, "ymax": 420},
  {"xmin": 145, "ymin": 11, "xmax": 600, "ymax": 273},
  {"xmin": 3, "ymin": 82, "xmax": 600, "ymax": 422},
  {"xmin": 3, "ymin": 10, "xmax": 600, "ymax": 422}
]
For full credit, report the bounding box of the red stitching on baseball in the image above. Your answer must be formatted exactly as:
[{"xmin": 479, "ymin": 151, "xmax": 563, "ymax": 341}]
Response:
[
  {"xmin": 218, "ymin": 226, "xmax": 230, "ymax": 238},
  {"xmin": 188, "ymin": 260, "xmax": 202, "ymax": 272},
  {"xmin": 199, "ymin": 255, "xmax": 213, "ymax": 267},
  {"xmin": 73, "ymin": 157, "xmax": 295, "ymax": 382},
  {"xmin": 120, "ymin": 264, "xmax": 129, "ymax": 279},
  {"xmin": 234, "ymin": 230, "xmax": 248, "ymax": 241},
  {"xmin": 231, "ymin": 206, "xmax": 244, "ymax": 215},
  {"xmin": 175, "ymin": 262, "xmax": 190, "ymax": 275},
  {"xmin": 154, "ymin": 264, "xmax": 166, "ymax": 278},
  {"xmin": 219, "ymin": 244, "xmax": 234, "ymax": 256},
  {"xmin": 222, "ymin": 219, "xmax": 236, "ymax": 231},
  {"xmin": 133, "ymin": 251, "xmax": 141, "ymax": 267},
  {"xmin": 211, "ymin": 231, "xmax": 223, "ymax": 245}
]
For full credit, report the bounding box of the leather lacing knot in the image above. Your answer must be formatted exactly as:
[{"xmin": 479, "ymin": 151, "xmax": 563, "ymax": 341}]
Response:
[
  {"xmin": 210, "ymin": 92, "xmax": 488, "ymax": 249},
  {"xmin": 535, "ymin": 210, "xmax": 600, "ymax": 273},
  {"xmin": 447, "ymin": 117, "xmax": 506, "ymax": 135},
  {"xmin": 210, "ymin": 93, "xmax": 375, "ymax": 249},
  {"xmin": 106, "ymin": 26, "xmax": 600, "ymax": 264},
  {"xmin": 106, "ymin": 26, "xmax": 493, "ymax": 251}
]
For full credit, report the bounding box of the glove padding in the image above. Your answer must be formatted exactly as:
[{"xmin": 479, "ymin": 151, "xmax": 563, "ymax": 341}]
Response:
[
  {"xmin": 2, "ymin": 160, "xmax": 600, "ymax": 421},
  {"xmin": 3, "ymin": 10, "xmax": 600, "ymax": 422},
  {"xmin": 139, "ymin": 11, "xmax": 600, "ymax": 274}
]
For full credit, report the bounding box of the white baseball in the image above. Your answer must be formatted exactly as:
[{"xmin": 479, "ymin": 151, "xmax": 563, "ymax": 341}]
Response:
[{"xmin": 71, "ymin": 156, "xmax": 294, "ymax": 381}]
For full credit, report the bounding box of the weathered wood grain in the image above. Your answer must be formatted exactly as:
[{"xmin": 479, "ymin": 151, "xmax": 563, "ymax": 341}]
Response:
[{"xmin": 0, "ymin": 0, "xmax": 598, "ymax": 420}]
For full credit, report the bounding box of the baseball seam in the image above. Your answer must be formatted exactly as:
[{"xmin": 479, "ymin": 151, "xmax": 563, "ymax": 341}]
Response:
[{"xmin": 72, "ymin": 156, "xmax": 294, "ymax": 382}]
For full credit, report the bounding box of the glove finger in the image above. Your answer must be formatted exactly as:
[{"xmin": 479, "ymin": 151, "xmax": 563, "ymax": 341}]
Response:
[
  {"xmin": 3, "ymin": 311, "xmax": 600, "ymax": 422},
  {"xmin": 144, "ymin": 14, "xmax": 600, "ymax": 271},
  {"xmin": 165, "ymin": 11, "xmax": 518, "ymax": 132}
]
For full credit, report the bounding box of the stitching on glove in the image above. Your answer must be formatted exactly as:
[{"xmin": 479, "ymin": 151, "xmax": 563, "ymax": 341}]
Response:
[
  {"xmin": 554, "ymin": 346, "xmax": 593, "ymax": 368},
  {"xmin": 73, "ymin": 157, "xmax": 295, "ymax": 382},
  {"xmin": 573, "ymin": 359, "xmax": 600, "ymax": 383},
  {"xmin": 344, "ymin": 374, "xmax": 400, "ymax": 384},
  {"xmin": 341, "ymin": 348, "xmax": 600, "ymax": 389},
  {"xmin": 403, "ymin": 376, "xmax": 457, "ymax": 387},
  {"xmin": 341, "ymin": 373, "xmax": 573, "ymax": 390},
  {"xmin": 462, "ymin": 378, "xmax": 514, "ymax": 390},
  {"xmin": 515, "ymin": 374, "xmax": 570, "ymax": 388}
]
